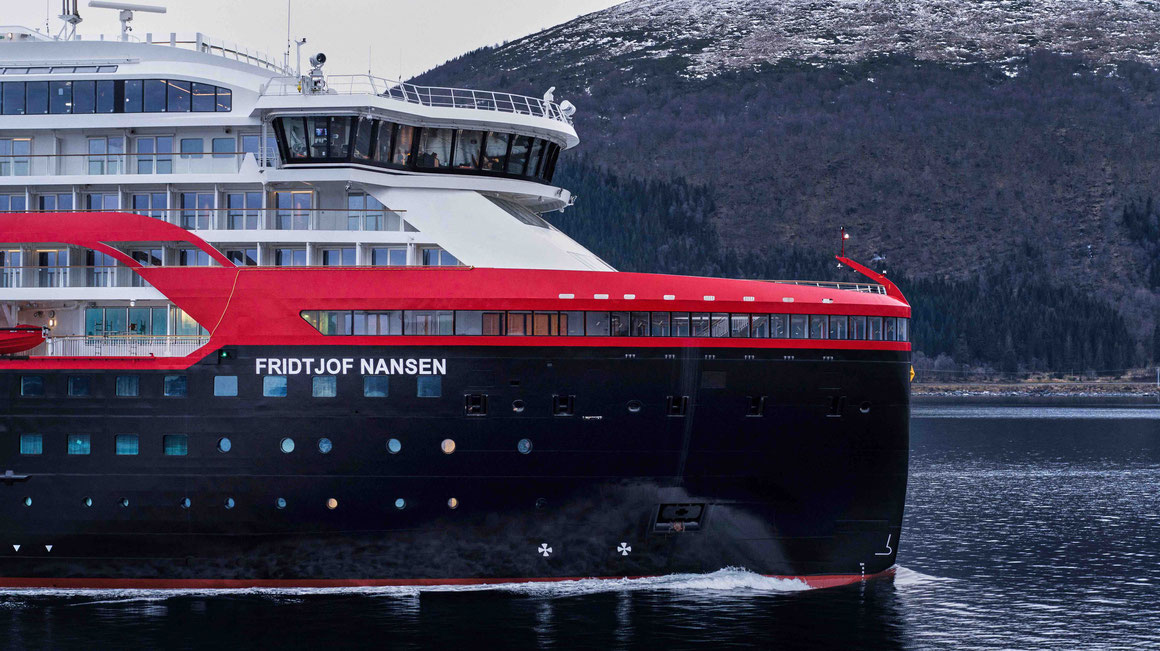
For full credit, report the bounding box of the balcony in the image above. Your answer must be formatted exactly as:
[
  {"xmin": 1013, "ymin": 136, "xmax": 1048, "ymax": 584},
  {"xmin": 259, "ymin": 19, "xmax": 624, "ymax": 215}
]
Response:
[
  {"xmin": 0, "ymin": 150, "xmax": 270, "ymax": 178},
  {"xmin": 27, "ymin": 335, "xmax": 210, "ymax": 357}
]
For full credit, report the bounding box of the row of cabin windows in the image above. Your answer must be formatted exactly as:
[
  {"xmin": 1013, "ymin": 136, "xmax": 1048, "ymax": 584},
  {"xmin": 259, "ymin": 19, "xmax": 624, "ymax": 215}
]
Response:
[
  {"xmin": 272, "ymin": 116, "xmax": 561, "ymax": 183},
  {"xmin": 19, "ymin": 433, "xmax": 187, "ymax": 456},
  {"xmin": 0, "ymin": 79, "xmax": 232, "ymax": 115},
  {"xmin": 17, "ymin": 374, "xmax": 441, "ymax": 399},
  {"xmin": 301, "ymin": 310, "xmax": 911, "ymax": 342}
]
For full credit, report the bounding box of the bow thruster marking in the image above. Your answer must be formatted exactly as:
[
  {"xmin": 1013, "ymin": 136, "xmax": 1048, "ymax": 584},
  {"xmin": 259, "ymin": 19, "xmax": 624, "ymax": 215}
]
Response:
[
  {"xmin": 616, "ymin": 542, "xmax": 632, "ymax": 556},
  {"xmin": 538, "ymin": 543, "xmax": 553, "ymax": 558},
  {"xmin": 874, "ymin": 534, "xmax": 894, "ymax": 556}
]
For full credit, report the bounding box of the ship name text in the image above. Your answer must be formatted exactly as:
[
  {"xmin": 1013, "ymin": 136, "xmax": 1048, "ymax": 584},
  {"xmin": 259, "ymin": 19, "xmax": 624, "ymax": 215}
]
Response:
[{"xmin": 255, "ymin": 357, "xmax": 447, "ymax": 376}]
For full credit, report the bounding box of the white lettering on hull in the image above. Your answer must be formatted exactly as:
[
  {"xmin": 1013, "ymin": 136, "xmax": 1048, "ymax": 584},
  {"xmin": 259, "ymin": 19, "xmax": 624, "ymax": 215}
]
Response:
[{"xmin": 255, "ymin": 357, "xmax": 447, "ymax": 376}]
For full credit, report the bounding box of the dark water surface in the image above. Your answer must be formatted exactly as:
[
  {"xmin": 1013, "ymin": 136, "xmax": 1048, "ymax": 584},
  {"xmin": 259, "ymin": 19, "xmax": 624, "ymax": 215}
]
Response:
[{"xmin": 2, "ymin": 403, "xmax": 1159, "ymax": 650}]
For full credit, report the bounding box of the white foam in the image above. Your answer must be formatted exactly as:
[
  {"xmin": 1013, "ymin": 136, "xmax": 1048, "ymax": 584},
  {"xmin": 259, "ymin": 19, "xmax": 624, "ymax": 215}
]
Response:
[{"xmin": 891, "ymin": 565, "xmax": 953, "ymax": 588}]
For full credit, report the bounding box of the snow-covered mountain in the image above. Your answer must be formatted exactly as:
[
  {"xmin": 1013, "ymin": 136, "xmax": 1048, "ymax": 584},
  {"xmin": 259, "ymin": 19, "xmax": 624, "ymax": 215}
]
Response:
[{"xmin": 493, "ymin": 0, "xmax": 1160, "ymax": 77}]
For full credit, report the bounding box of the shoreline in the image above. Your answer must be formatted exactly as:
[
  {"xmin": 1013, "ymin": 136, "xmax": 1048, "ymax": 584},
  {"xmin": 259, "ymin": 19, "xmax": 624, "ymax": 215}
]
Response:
[{"xmin": 913, "ymin": 383, "xmax": 1160, "ymax": 404}]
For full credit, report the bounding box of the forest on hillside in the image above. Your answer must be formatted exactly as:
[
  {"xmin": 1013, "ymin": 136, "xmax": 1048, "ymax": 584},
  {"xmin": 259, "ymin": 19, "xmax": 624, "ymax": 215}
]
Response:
[{"xmin": 548, "ymin": 158, "xmax": 1152, "ymax": 373}]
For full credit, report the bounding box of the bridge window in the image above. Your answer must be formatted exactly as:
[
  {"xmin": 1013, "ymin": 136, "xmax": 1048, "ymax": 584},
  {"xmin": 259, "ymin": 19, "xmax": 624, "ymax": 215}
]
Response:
[
  {"xmin": 374, "ymin": 120, "xmax": 396, "ymax": 163},
  {"xmin": 507, "ymin": 135, "xmax": 533, "ymax": 175},
  {"xmin": 352, "ymin": 117, "xmax": 373, "ymax": 161},
  {"xmin": 168, "ymin": 80, "xmax": 192, "ymax": 112},
  {"xmin": 283, "ymin": 117, "xmax": 307, "ymax": 159},
  {"xmin": 453, "ymin": 129, "xmax": 484, "ymax": 168},
  {"xmin": 416, "ymin": 128, "xmax": 453, "ymax": 169},
  {"xmin": 393, "ymin": 125, "xmax": 416, "ymax": 165},
  {"xmin": 482, "ymin": 132, "xmax": 509, "ymax": 171}
]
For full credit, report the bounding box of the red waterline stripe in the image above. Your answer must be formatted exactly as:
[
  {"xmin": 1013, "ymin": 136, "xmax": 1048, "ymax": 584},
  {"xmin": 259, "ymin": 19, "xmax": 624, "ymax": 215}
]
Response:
[{"xmin": 0, "ymin": 570, "xmax": 892, "ymax": 591}]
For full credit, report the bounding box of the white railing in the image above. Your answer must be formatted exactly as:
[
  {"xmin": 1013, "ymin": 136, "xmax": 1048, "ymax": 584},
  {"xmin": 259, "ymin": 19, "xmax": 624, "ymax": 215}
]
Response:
[
  {"xmin": 260, "ymin": 75, "xmax": 573, "ymax": 125},
  {"xmin": 39, "ymin": 335, "xmax": 210, "ymax": 357},
  {"xmin": 70, "ymin": 31, "xmax": 291, "ymax": 75},
  {"xmin": 764, "ymin": 280, "xmax": 887, "ymax": 294}
]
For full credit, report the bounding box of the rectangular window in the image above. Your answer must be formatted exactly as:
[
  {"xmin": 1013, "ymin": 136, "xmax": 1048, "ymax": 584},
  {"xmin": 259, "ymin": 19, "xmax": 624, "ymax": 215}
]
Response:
[
  {"xmin": 711, "ymin": 313, "xmax": 731, "ymax": 337},
  {"xmin": 20, "ymin": 434, "xmax": 42, "ymax": 455},
  {"xmin": 789, "ymin": 314, "xmax": 807, "ymax": 339},
  {"xmin": 163, "ymin": 434, "xmax": 188, "ymax": 456},
  {"xmin": 352, "ymin": 117, "xmax": 373, "ymax": 161},
  {"xmin": 452, "ymin": 129, "xmax": 484, "ymax": 168},
  {"xmin": 180, "ymin": 138, "xmax": 203, "ymax": 159},
  {"xmin": 263, "ymin": 375, "xmax": 288, "ymax": 397},
  {"xmin": 650, "ymin": 312, "xmax": 670, "ymax": 336},
  {"xmin": 68, "ymin": 376, "xmax": 92, "ymax": 397},
  {"xmin": 115, "ymin": 434, "xmax": 139, "ymax": 456},
  {"xmin": 885, "ymin": 317, "xmax": 898, "ymax": 342},
  {"xmin": 392, "ymin": 125, "xmax": 415, "ymax": 165},
  {"xmin": 534, "ymin": 311, "xmax": 562, "ymax": 336},
  {"xmin": 610, "ymin": 312, "xmax": 630, "ymax": 337},
  {"xmin": 364, "ymin": 376, "xmax": 389, "ymax": 397},
  {"xmin": 405, "ymin": 310, "xmax": 453, "ymax": 335},
  {"xmin": 115, "ymin": 375, "xmax": 139, "ymax": 397},
  {"xmin": 226, "ymin": 191, "xmax": 261, "ymax": 230},
  {"xmin": 691, "ymin": 313, "xmax": 710, "ymax": 337},
  {"xmin": 164, "ymin": 375, "xmax": 187, "ymax": 397},
  {"xmin": 563, "ymin": 311, "xmax": 585, "ymax": 335},
  {"xmin": 49, "ymin": 80, "xmax": 72, "ymax": 113},
  {"xmin": 321, "ymin": 248, "xmax": 356, "ymax": 266},
  {"xmin": 144, "ymin": 79, "xmax": 167, "ymax": 112},
  {"xmin": 809, "ymin": 315, "xmax": 828, "ymax": 339},
  {"xmin": 192, "ymin": 82, "xmax": 216, "ymax": 112},
  {"xmin": 898, "ymin": 318, "xmax": 909, "ymax": 342},
  {"xmin": 829, "ymin": 315, "xmax": 848, "ymax": 340},
  {"xmin": 216, "ymin": 87, "xmax": 232, "ymax": 111},
  {"xmin": 25, "ymin": 81, "xmax": 47, "ymax": 114},
  {"xmin": 313, "ymin": 375, "xmax": 337, "ymax": 398},
  {"xmin": 868, "ymin": 317, "xmax": 883, "ymax": 341},
  {"xmin": 72, "ymin": 80, "xmax": 95, "ymax": 113},
  {"xmin": 214, "ymin": 375, "xmax": 238, "ymax": 397},
  {"xmin": 506, "ymin": 135, "xmax": 533, "ymax": 175},
  {"xmin": 20, "ymin": 375, "xmax": 44, "ymax": 397},
  {"xmin": 370, "ymin": 247, "xmax": 407, "ymax": 265},
  {"xmin": 212, "ymin": 137, "xmax": 234, "ymax": 158},
  {"xmin": 850, "ymin": 316, "xmax": 867, "ymax": 340},
  {"xmin": 586, "ymin": 311, "xmax": 610, "ymax": 336},
  {"xmin": 352, "ymin": 310, "xmax": 403, "ymax": 335},
  {"xmin": 415, "ymin": 128, "xmax": 453, "ymax": 168},
  {"xmin": 507, "ymin": 311, "xmax": 532, "ymax": 336},
  {"xmin": 96, "ymin": 80, "xmax": 115, "ymax": 113},
  {"xmin": 417, "ymin": 375, "xmax": 441, "ymax": 398},
  {"xmin": 68, "ymin": 434, "xmax": 91, "ymax": 455},
  {"xmin": 124, "ymin": 79, "xmax": 143, "ymax": 112},
  {"xmin": 2, "ymin": 81, "xmax": 25, "ymax": 115},
  {"xmin": 482, "ymin": 132, "xmax": 509, "ymax": 171},
  {"xmin": 751, "ymin": 314, "xmax": 769, "ymax": 338},
  {"xmin": 672, "ymin": 312, "xmax": 690, "ymax": 337},
  {"xmin": 630, "ymin": 312, "xmax": 650, "ymax": 337},
  {"xmin": 730, "ymin": 314, "xmax": 750, "ymax": 338},
  {"xmin": 456, "ymin": 310, "xmax": 504, "ymax": 336},
  {"xmin": 167, "ymin": 80, "xmax": 191, "ymax": 112}
]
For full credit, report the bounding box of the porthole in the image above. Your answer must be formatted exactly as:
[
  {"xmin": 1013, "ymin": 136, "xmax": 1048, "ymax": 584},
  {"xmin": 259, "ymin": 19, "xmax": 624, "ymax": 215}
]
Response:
[
  {"xmin": 512, "ymin": 399, "xmax": 526, "ymax": 413},
  {"xmin": 83, "ymin": 497, "xmax": 93, "ymax": 507},
  {"xmin": 119, "ymin": 498, "xmax": 129, "ymax": 508},
  {"xmin": 275, "ymin": 497, "xmax": 287, "ymax": 509},
  {"xmin": 387, "ymin": 438, "xmax": 402, "ymax": 454},
  {"xmin": 280, "ymin": 437, "xmax": 295, "ymax": 453},
  {"xmin": 447, "ymin": 497, "xmax": 459, "ymax": 510},
  {"xmin": 180, "ymin": 497, "xmax": 191, "ymax": 509},
  {"xmin": 517, "ymin": 438, "xmax": 533, "ymax": 454},
  {"xmin": 394, "ymin": 498, "xmax": 406, "ymax": 509},
  {"xmin": 326, "ymin": 498, "xmax": 338, "ymax": 510},
  {"xmin": 627, "ymin": 400, "xmax": 643, "ymax": 413},
  {"xmin": 217, "ymin": 437, "xmax": 232, "ymax": 453},
  {"xmin": 441, "ymin": 439, "xmax": 456, "ymax": 455},
  {"xmin": 318, "ymin": 438, "xmax": 333, "ymax": 454},
  {"xmin": 859, "ymin": 401, "xmax": 872, "ymax": 414},
  {"xmin": 224, "ymin": 497, "xmax": 235, "ymax": 509},
  {"xmin": 22, "ymin": 496, "xmax": 31, "ymax": 507}
]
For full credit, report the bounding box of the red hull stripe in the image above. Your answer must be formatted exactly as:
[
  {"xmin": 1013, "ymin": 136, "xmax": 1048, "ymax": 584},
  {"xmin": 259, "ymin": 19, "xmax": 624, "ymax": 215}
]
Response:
[{"xmin": 0, "ymin": 571, "xmax": 890, "ymax": 591}]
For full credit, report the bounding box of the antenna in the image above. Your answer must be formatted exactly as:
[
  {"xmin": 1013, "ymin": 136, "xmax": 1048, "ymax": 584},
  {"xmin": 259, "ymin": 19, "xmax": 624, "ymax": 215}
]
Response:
[
  {"xmin": 87, "ymin": 1, "xmax": 166, "ymax": 41},
  {"xmin": 57, "ymin": 0, "xmax": 82, "ymax": 41}
]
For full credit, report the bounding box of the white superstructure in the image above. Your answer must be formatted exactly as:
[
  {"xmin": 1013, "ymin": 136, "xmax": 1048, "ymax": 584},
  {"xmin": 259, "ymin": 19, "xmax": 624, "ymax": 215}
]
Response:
[{"xmin": 0, "ymin": 12, "xmax": 609, "ymax": 353}]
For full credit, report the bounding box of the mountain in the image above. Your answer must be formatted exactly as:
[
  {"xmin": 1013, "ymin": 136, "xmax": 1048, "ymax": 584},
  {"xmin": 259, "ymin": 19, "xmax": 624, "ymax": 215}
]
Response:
[{"xmin": 412, "ymin": 0, "xmax": 1160, "ymax": 372}]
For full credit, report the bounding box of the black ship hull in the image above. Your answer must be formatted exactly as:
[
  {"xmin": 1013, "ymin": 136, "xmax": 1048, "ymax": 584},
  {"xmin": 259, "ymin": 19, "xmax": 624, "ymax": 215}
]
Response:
[{"xmin": 0, "ymin": 344, "xmax": 909, "ymax": 587}]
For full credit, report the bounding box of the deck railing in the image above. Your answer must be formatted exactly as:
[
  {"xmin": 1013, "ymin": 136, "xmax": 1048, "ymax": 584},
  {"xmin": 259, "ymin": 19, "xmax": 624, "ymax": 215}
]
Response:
[
  {"xmin": 763, "ymin": 280, "xmax": 887, "ymax": 294},
  {"xmin": 35, "ymin": 335, "xmax": 210, "ymax": 357},
  {"xmin": 260, "ymin": 75, "xmax": 573, "ymax": 125},
  {"xmin": 0, "ymin": 150, "xmax": 274, "ymax": 178},
  {"xmin": 0, "ymin": 207, "xmax": 407, "ymax": 234}
]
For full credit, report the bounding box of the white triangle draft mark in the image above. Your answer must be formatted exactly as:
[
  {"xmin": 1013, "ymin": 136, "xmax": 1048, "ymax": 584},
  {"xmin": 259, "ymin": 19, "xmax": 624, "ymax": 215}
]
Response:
[{"xmin": 12, "ymin": 544, "xmax": 20, "ymax": 551}]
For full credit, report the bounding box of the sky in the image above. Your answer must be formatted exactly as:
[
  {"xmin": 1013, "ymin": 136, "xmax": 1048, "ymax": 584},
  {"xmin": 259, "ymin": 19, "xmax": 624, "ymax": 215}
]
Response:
[{"xmin": 6, "ymin": 0, "xmax": 624, "ymax": 79}]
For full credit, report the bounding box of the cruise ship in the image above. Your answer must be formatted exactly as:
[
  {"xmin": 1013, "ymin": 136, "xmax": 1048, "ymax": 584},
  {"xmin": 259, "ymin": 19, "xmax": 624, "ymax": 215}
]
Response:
[{"xmin": 0, "ymin": 3, "xmax": 911, "ymax": 589}]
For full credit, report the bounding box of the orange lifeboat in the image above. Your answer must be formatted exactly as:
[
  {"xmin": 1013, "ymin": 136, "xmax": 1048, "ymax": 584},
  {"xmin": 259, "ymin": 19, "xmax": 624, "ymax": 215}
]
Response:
[{"xmin": 0, "ymin": 326, "xmax": 45, "ymax": 355}]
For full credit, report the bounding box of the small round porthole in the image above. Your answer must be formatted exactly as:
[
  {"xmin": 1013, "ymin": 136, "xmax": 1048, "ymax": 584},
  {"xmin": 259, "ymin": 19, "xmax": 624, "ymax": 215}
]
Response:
[
  {"xmin": 512, "ymin": 399, "xmax": 526, "ymax": 413},
  {"xmin": 83, "ymin": 497, "xmax": 93, "ymax": 508},
  {"xmin": 280, "ymin": 438, "xmax": 295, "ymax": 453},
  {"xmin": 387, "ymin": 438, "xmax": 402, "ymax": 454},
  {"xmin": 119, "ymin": 498, "xmax": 129, "ymax": 508},
  {"xmin": 318, "ymin": 438, "xmax": 333, "ymax": 454},
  {"xmin": 22, "ymin": 496, "xmax": 31, "ymax": 507},
  {"xmin": 517, "ymin": 438, "xmax": 533, "ymax": 454},
  {"xmin": 441, "ymin": 439, "xmax": 456, "ymax": 455},
  {"xmin": 447, "ymin": 497, "xmax": 459, "ymax": 510},
  {"xmin": 224, "ymin": 497, "xmax": 235, "ymax": 509},
  {"xmin": 217, "ymin": 437, "xmax": 232, "ymax": 453},
  {"xmin": 275, "ymin": 497, "xmax": 287, "ymax": 509},
  {"xmin": 394, "ymin": 498, "xmax": 406, "ymax": 510},
  {"xmin": 326, "ymin": 498, "xmax": 338, "ymax": 510},
  {"xmin": 859, "ymin": 401, "xmax": 872, "ymax": 414},
  {"xmin": 180, "ymin": 497, "xmax": 191, "ymax": 509},
  {"xmin": 627, "ymin": 400, "xmax": 643, "ymax": 413}
]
